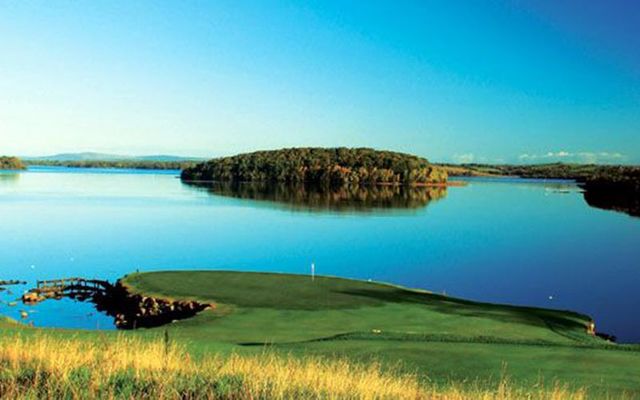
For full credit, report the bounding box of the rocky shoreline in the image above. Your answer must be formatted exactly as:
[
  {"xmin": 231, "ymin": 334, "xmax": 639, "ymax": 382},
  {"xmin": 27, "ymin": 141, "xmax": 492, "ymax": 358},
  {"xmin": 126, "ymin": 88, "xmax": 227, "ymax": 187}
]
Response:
[
  {"xmin": 91, "ymin": 280, "xmax": 212, "ymax": 329},
  {"xmin": 17, "ymin": 277, "xmax": 211, "ymax": 329}
]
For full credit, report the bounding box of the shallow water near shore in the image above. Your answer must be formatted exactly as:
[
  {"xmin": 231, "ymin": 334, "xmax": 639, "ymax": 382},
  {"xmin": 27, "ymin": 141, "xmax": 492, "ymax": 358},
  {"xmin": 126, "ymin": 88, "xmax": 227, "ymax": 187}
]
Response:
[{"xmin": 0, "ymin": 167, "xmax": 639, "ymax": 342}]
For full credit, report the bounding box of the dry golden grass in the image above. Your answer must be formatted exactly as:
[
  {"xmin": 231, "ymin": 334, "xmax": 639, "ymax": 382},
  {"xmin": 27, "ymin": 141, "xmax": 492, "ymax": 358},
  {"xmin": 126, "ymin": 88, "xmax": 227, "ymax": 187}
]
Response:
[{"xmin": 0, "ymin": 334, "xmax": 598, "ymax": 399}]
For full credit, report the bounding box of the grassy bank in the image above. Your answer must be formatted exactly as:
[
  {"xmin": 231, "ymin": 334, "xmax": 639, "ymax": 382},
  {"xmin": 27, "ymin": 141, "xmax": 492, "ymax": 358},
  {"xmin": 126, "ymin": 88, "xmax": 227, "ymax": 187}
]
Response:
[
  {"xmin": 2, "ymin": 271, "xmax": 640, "ymax": 398},
  {"xmin": 0, "ymin": 334, "xmax": 595, "ymax": 399}
]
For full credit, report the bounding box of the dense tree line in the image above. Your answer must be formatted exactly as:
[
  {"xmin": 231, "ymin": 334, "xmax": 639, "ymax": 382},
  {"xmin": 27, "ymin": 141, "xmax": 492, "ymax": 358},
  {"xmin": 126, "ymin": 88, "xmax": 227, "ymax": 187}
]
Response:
[
  {"xmin": 26, "ymin": 160, "xmax": 194, "ymax": 170},
  {"xmin": 582, "ymin": 166, "xmax": 640, "ymax": 191},
  {"xmin": 579, "ymin": 167, "xmax": 640, "ymax": 217},
  {"xmin": 181, "ymin": 148, "xmax": 448, "ymax": 185},
  {"xmin": 444, "ymin": 162, "xmax": 640, "ymax": 188},
  {"xmin": 0, "ymin": 156, "xmax": 26, "ymax": 170},
  {"xmin": 485, "ymin": 163, "xmax": 638, "ymax": 182}
]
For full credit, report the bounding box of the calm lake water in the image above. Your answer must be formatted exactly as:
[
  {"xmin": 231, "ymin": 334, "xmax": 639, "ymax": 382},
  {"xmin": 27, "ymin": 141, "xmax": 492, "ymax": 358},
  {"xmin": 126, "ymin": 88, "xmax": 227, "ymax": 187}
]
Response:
[{"xmin": 1, "ymin": 167, "xmax": 639, "ymax": 342}]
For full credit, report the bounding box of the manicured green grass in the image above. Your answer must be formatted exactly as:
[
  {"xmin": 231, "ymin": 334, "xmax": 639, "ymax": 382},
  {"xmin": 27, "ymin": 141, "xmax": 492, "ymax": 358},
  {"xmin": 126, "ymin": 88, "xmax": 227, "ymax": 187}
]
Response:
[
  {"xmin": 3, "ymin": 270, "xmax": 640, "ymax": 397},
  {"xmin": 117, "ymin": 271, "xmax": 640, "ymax": 396},
  {"xmin": 122, "ymin": 271, "xmax": 597, "ymax": 345}
]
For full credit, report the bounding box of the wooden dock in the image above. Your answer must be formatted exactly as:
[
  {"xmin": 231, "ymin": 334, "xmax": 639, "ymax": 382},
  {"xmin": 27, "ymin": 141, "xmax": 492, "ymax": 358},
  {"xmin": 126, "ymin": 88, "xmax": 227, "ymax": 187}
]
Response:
[
  {"xmin": 37, "ymin": 277, "xmax": 109, "ymax": 292},
  {"xmin": 22, "ymin": 277, "xmax": 111, "ymax": 303}
]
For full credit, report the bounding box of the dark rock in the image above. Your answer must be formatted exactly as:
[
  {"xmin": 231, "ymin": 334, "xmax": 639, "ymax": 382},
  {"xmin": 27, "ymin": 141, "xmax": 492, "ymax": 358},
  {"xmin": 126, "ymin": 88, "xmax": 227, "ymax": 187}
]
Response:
[{"xmin": 91, "ymin": 281, "xmax": 210, "ymax": 329}]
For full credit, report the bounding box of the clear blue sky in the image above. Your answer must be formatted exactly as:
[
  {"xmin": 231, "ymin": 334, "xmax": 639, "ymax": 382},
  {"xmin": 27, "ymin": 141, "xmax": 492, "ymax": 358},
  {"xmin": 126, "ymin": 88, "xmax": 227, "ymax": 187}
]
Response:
[{"xmin": 1, "ymin": 0, "xmax": 638, "ymax": 163}]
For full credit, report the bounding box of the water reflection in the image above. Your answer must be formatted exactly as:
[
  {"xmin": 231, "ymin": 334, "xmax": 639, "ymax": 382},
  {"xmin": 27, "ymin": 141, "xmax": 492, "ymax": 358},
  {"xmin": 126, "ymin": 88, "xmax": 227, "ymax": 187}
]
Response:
[
  {"xmin": 583, "ymin": 189, "xmax": 640, "ymax": 218},
  {"xmin": 454, "ymin": 176, "xmax": 640, "ymax": 218},
  {"xmin": 0, "ymin": 172, "xmax": 20, "ymax": 184},
  {"xmin": 184, "ymin": 181, "xmax": 447, "ymax": 213}
]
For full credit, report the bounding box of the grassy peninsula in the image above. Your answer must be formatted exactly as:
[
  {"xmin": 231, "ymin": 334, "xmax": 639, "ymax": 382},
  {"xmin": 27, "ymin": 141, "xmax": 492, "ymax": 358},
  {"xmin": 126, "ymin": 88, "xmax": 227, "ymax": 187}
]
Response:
[
  {"xmin": 0, "ymin": 156, "xmax": 26, "ymax": 170},
  {"xmin": 181, "ymin": 148, "xmax": 448, "ymax": 185},
  {"xmin": 3, "ymin": 271, "xmax": 640, "ymax": 398}
]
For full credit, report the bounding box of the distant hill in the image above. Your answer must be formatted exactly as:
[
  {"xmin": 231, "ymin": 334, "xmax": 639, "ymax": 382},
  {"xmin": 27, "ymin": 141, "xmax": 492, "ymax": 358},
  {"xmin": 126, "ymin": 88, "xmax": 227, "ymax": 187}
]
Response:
[{"xmin": 23, "ymin": 152, "xmax": 202, "ymax": 162}]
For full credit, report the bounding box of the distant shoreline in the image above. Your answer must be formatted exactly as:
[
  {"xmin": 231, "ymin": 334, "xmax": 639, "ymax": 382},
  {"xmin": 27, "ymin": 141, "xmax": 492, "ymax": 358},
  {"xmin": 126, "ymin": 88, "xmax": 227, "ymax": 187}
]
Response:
[{"xmin": 24, "ymin": 158, "xmax": 195, "ymax": 170}]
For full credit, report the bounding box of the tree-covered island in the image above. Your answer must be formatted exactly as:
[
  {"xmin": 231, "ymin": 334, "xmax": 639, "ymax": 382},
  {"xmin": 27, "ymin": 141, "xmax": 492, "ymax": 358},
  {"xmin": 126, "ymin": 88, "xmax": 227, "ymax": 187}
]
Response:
[
  {"xmin": 0, "ymin": 156, "xmax": 26, "ymax": 170},
  {"xmin": 181, "ymin": 148, "xmax": 448, "ymax": 185}
]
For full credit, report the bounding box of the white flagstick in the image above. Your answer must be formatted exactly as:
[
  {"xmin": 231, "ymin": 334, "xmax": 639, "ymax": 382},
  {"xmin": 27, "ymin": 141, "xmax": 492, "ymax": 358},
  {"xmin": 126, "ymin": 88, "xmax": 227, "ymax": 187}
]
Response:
[{"xmin": 311, "ymin": 262, "xmax": 315, "ymax": 281}]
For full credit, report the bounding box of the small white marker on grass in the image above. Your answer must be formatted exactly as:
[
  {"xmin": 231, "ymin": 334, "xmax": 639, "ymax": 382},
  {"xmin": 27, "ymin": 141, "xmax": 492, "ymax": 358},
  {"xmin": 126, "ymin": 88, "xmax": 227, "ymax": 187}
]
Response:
[{"xmin": 311, "ymin": 262, "xmax": 315, "ymax": 281}]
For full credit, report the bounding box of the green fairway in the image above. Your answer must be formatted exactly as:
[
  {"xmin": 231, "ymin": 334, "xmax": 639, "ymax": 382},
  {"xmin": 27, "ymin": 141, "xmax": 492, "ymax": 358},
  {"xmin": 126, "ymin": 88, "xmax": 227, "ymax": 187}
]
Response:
[
  {"xmin": 117, "ymin": 271, "xmax": 640, "ymax": 396},
  {"xmin": 2, "ymin": 270, "xmax": 640, "ymax": 397},
  {"xmin": 121, "ymin": 270, "xmax": 599, "ymax": 346}
]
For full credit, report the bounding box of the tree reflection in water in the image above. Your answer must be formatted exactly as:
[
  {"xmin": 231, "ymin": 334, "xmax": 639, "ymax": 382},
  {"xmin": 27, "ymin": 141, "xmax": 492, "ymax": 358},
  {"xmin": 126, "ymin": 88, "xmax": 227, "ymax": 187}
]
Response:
[
  {"xmin": 582, "ymin": 189, "xmax": 640, "ymax": 218},
  {"xmin": 185, "ymin": 181, "xmax": 447, "ymax": 213},
  {"xmin": 0, "ymin": 172, "xmax": 20, "ymax": 185}
]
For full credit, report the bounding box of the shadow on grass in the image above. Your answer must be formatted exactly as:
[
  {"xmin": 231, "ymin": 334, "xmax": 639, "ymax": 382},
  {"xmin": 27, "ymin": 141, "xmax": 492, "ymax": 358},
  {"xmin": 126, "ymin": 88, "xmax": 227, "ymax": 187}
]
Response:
[{"xmin": 333, "ymin": 288, "xmax": 591, "ymax": 338}]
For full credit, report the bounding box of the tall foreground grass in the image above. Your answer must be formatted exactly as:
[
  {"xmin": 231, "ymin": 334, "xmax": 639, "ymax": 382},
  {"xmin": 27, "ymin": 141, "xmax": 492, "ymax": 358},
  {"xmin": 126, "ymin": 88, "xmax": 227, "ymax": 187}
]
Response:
[{"xmin": 0, "ymin": 334, "xmax": 590, "ymax": 399}]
